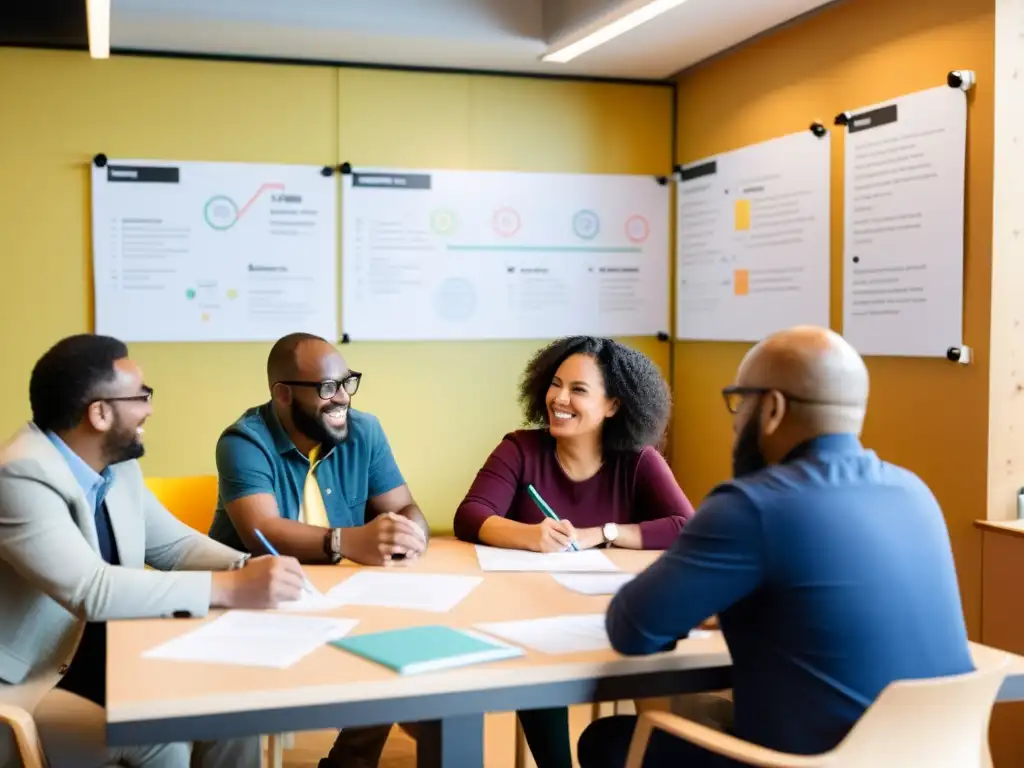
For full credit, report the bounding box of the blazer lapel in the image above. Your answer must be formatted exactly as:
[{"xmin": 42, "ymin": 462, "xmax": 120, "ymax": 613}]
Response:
[{"xmin": 104, "ymin": 477, "xmax": 142, "ymax": 568}]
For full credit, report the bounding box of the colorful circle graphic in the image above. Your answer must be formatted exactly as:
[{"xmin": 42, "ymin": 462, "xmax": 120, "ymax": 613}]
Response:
[
  {"xmin": 431, "ymin": 208, "xmax": 457, "ymax": 235},
  {"xmin": 573, "ymin": 209, "xmax": 600, "ymax": 240},
  {"xmin": 625, "ymin": 215, "xmax": 650, "ymax": 243},
  {"xmin": 492, "ymin": 207, "xmax": 521, "ymax": 238},
  {"xmin": 203, "ymin": 195, "xmax": 239, "ymax": 231}
]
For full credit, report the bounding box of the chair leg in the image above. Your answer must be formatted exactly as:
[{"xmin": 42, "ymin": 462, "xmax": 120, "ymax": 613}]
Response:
[
  {"xmin": 0, "ymin": 705, "xmax": 45, "ymax": 768},
  {"xmin": 515, "ymin": 718, "xmax": 531, "ymax": 768},
  {"xmin": 265, "ymin": 733, "xmax": 284, "ymax": 768}
]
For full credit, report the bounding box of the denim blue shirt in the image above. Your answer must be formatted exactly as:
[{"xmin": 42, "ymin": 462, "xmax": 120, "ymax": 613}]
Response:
[
  {"xmin": 208, "ymin": 403, "xmax": 406, "ymax": 552},
  {"xmin": 607, "ymin": 434, "xmax": 974, "ymax": 758},
  {"xmin": 46, "ymin": 431, "xmax": 113, "ymax": 516}
]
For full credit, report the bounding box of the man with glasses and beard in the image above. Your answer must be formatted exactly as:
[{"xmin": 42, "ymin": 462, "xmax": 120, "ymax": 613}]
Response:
[
  {"xmin": 208, "ymin": 331, "xmax": 429, "ymax": 768},
  {"xmin": 0, "ymin": 334, "xmax": 307, "ymax": 768},
  {"xmin": 576, "ymin": 325, "xmax": 973, "ymax": 768}
]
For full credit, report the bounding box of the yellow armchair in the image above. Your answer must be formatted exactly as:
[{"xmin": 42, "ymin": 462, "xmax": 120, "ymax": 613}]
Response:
[{"xmin": 145, "ymin": 475, "xmax": 219, "ymax": 534}]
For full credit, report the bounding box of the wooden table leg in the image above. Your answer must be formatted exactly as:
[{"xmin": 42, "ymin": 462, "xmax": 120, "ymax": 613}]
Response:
[{"xmin": 416, "ymin": 714, "xmax": 485, "ymax": 768}]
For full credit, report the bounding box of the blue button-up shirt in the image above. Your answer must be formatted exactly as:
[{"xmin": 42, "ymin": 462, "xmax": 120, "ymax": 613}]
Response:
[
  {"xmin": 45, "ymin": 430, "xmax": 120, "ymax": 707},
  {"xmin": 607, "ymin": 434, "xmax": 974, "ymax": 758}
]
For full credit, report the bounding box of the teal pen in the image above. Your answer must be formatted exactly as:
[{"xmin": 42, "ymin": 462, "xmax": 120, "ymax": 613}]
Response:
[{"xmin": 525, "ymin": 484, "xmax": 579, "ymax": 551}]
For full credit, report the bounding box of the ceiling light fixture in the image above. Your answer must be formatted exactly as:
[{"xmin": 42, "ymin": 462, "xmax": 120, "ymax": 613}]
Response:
[
  {"xmin": 86, "ymin": 0, "xmax": 111, "ymax": 59},
  {"xmin": 542, "ymin": 0, "xmax": 690, "ymax": 63}
]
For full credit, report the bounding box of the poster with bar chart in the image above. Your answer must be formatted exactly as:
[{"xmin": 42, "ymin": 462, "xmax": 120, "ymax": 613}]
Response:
[
  {"xmin": 675, "ymin": 130, "xmax": 831, "ymax": 342},
  {"xmin": 841, "ymin": 85, "xmax": 967, "ymax": 357},
  {"xmin": 91, "ymin": 159, "xmax": 338, "ymax": 342},
  {"xmin": 340, "ymin": 168, "xmax": 670, "ymax": 341}
]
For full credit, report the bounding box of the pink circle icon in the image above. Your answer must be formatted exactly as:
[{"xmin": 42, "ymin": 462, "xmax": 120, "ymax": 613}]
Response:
[
  {"xmin": 492, "ymin": 207, "xmax": 521, "ymax": 238},
  {"xmin": 625, "ymin": 215, "xmax": 650, "ymax": 243}
]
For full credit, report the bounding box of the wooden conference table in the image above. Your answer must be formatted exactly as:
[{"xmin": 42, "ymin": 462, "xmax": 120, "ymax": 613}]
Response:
[{"xmin": 106, "ymin": 538, "xmax": 1024, "ymax": 768}]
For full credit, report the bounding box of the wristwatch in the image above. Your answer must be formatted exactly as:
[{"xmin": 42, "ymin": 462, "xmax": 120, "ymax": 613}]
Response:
[
  {"xmin": 602, "ymin": 522, "xmax": 619, "ymax": 547},
  {"xmin": 323, "ymin": 528, "xmax": 343, "ymax": 564}
]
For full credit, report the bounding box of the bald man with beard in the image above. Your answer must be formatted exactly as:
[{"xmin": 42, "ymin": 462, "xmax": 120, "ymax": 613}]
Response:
[{"xmin": 577, "ymin": 325, "xmax": 974, "ymax": 767}]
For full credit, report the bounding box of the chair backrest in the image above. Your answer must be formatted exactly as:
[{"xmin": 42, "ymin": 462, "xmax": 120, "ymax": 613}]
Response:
[
  {"xmin": 145, "ymin": 475, "xmax": 219, "ymax": 534},
  {"xmin": 832, "ymin": 646, "xmax": 1010, "ymax": 767}
]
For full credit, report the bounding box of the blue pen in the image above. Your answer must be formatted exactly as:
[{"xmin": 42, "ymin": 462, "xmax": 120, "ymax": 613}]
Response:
[{"xmin": 253, "ymin": 528, "xmax": 316, "ymax": 594}]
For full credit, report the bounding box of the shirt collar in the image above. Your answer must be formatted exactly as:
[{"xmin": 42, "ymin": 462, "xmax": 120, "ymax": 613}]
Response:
[
  {"xmin": 261, "ymin": 402, "xmax": 335, "ymax": 463},
  {"xmin": 783, "ymin": 433, "xmax": 863, "ymax": 463},
  {"xmin": 44, "ymin": 430, "xmax": 113, "ymax": 503}
]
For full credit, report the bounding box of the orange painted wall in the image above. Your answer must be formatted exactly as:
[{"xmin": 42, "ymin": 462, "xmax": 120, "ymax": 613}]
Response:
[{"xmin": 672, "ymin": 0, "xmax": 995, "ymax": 637}]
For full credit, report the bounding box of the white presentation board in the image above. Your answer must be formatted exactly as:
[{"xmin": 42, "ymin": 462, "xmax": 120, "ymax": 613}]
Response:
[
  {"xmin": 841, "ymin": 85, "xmax": 967, "ymax": 357},
  {"xmin": 91, "ymin": 159, "xmax": 338, "ymax": 342},
  {"xmin": 675, "ymin": 130, "xmax": 831, "ymax": 342},
  {"xmin": 340, "ymin": 168, "xmax": 670, "ymax": 341}
]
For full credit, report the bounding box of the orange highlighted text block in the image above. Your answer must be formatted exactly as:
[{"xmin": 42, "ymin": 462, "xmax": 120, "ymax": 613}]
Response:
[
  {"xmin": 734, "ymin": 199, "xmax": 751, "ymax": 231},
  {"xmin": 733, "ymin": 269, "xmax": 750, "ymax": 296}
]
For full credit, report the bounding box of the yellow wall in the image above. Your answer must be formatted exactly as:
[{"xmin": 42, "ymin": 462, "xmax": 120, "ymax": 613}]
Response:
[
  {"xmin": 0, "ymin": 48, "xmax": 673, "ymax": 533},
  {"xmin": 672, "ymin": 0, "xmax": 994, "ymax": 636}
]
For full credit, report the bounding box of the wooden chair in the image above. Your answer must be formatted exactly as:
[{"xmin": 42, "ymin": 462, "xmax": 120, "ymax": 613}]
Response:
[
  {"xmin": 625, "ymin": 647, "xmax": 1009, "ymax": 768},
  {"xmin": 0, "ymin": 704, "xmax": 44, "ymax": 768}
]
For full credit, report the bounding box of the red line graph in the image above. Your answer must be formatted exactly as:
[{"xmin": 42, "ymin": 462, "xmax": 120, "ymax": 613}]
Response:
[{"xmin": 236, "ymin": 182, "xmax": 286, "ymax": 221}]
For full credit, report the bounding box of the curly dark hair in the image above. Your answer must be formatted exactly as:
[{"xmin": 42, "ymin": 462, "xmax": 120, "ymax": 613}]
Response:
[{"xmin": 518, "ymin": 336, "xmax": 671, "ymax": 453}]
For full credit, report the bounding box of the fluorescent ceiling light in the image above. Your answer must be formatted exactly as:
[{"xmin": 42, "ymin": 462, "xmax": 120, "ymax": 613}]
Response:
[
  {"xmin": 86, "ymin": 0, "xmax": 111, "ymax": 59},
  {"xmin": 542, "ymin": 0, "xmax": 690, "ymax": 63}
]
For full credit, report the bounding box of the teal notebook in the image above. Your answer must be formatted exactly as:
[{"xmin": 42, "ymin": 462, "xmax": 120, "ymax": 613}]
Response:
[{"xmin": 331, "ymin": 625, "xmax": 524, "ymax": 675}]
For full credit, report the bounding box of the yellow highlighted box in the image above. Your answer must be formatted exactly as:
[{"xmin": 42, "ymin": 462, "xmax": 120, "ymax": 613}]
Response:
[
  {"xmin": 733, "ymin": 269, "xmax": 750, "ymax": 296},
  {"xmin": 734, "ymin": 199, "xmax": 751, "ymax": 231}
]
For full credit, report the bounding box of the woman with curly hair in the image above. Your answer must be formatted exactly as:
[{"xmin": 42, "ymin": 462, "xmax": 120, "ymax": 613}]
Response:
[{"xmin": 453, "ymin": 336, "xmax": 695, "ymax": 768}]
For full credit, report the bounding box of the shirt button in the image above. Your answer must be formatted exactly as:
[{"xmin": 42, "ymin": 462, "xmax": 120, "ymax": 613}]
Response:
[
  {"xmin": 58, "ymin": 664, "xmax": 69, "ymax": 675},
  {"xmin": 325, "ymin": 488, "xmax": 332, "ymax": 495}
]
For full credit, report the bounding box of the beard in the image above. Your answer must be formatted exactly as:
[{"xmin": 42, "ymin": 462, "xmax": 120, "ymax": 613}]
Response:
[
  {"xmin": 104, "ymin": 414, "xmax": 145, "ymax": 465},
  {"xmin": 291, "ymin": 399, "xmax": 348, "ymax": 447},
  {"xmin": 731, "ymin": 410, "xmax": 768, "ymax": 479}
]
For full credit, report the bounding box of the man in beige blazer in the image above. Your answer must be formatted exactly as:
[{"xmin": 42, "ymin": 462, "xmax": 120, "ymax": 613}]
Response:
[{"xmin": 0, "ymin": 334, "xmax": 308, "ymax": 767}]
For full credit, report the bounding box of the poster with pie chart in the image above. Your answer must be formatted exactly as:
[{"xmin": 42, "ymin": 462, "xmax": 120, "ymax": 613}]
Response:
[
  {"xmin": 91, "ymin": 158, "xmax": 337, "ymax": 342},
  {"xmin": 341, "ymin": 168, "xmax": 670, "ymax": 341}
]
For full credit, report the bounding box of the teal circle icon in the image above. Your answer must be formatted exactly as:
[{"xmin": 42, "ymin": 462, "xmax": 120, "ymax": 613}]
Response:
[
  {"xmin": 204, "ymin": 195, "xmax": 239, "ymax": 230},
  {"xmin": 185, "ymin": 288, "xmax": 196, "ymax": 300},
  {"xmin": 431, "ymin": 208, "xmax": 457, "ymax": 235},
  {"xmin": 573, "ymin": 209, "xmax": 600, "ymax": 240}
]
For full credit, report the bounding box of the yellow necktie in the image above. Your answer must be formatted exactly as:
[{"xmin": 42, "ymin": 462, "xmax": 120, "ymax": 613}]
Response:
[{"xmin": 301, "ymin": 445, "xmax": 330, "ymax": 528}]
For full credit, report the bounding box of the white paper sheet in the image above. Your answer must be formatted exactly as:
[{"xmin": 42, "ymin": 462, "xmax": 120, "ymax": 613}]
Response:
[
  {"xmin": 841, "ymin": 85, "xmax": 967, "ymax": 357},
  {"xmin": 325, "ymin": 572, "xmax": 483, "ymax": 613},
  {"xmin": 476, "ymin": 614, "xmax": 611, "ymax": 654},
  {"xmin": 276, "ymin": 583, "xmax": 341, "ymax": 613},
  {"xmin": 474, "ymin": 545, "xmax": 619, "ymax": 573},
  {"xmin": 551, "ymin": 573, "xmax": 636, "ymax": 595},
  {"xmin": 142, "ymin": 611, "xmax": 358, "ymax": 669}
]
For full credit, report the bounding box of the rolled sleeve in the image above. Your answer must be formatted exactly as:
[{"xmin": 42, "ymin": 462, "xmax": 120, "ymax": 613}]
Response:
[{"xmin": 215, "ymin": 432, "xmax": 275, "ymax": 504}]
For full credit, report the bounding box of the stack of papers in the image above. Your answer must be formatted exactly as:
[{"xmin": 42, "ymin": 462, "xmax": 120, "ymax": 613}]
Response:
[
  {"xmin": 325, "ymin": 572, "xmax": 483, "ymax": 613},
  {"xmin": 476, "ymin": 614, "xmax": 611, "ymax": 654},
  {"xmin": 474, "ymin": 545, "xmax": 619, "ymax": 573},
  {"xmin": 143, "ymin": 611, "xmax": 358, "ymax": 668},
  {"xmin": 551, "ymin": 573, "xmax": 636, "ymax": 595}
]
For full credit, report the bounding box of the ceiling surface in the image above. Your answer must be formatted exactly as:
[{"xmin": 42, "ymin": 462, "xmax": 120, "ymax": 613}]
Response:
[{"xmin": 1, "ymin": 0, "xmax": 839, "ymax": 80}]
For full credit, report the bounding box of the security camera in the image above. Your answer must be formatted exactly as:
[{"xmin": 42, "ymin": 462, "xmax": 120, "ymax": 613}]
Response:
[
  {"xmin": 946, "ymin": 345, "xmax": 972, "ymax": 365},
  {"xmin": 947, "ymin": 70, "xmax": 976, "ymax": 91}
]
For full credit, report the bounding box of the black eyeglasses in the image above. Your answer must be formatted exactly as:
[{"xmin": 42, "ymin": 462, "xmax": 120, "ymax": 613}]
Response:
[
  {"xmin": 101, "ymin": 385, "xmax": 154, "ymax": 404},
  {"xmin": 277, "ymin": 373, "xmax": 362, "ymax": 400},
  {"xmin": 721, "ymin": 385, "xmax": 828, "ymax": 414}
]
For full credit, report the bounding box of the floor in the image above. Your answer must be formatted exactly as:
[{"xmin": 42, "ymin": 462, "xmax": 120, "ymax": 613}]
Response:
[{"xmin": 278, "ymin": 705, "xmax": 605, "ymax": 768}]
